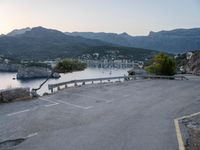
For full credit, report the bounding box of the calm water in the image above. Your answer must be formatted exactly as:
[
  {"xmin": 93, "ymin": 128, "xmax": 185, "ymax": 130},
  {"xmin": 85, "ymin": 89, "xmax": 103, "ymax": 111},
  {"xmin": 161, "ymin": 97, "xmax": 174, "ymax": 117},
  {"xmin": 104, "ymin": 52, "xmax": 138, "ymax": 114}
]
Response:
[{"xmin": 0, "ymin": 68, "xmax": 130, "ymax": 95}]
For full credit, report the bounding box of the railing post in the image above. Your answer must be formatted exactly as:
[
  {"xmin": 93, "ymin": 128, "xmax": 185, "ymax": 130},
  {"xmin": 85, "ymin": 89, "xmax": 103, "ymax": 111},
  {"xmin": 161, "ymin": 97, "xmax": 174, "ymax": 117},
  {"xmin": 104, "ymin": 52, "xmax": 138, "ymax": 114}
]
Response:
[
  {"xmin": 82, "ymin": 82, "xmax": 85, "ymax": 85},
  {"xmin": 51, "ymin": 88, "xmax": 53, "ymax": 93},
  {"xmin": 48, "ymin": 85, "xmax": 54, "ymax": 93},
  {"xmin": 74, "ymin": 81, "xmax": 78, "ymax": 87},
  {"xmin": 65, "ymin": 84, "xmax": 68, "ymax": 88},
  {"xmin": 58, "ymin": 86, "xmax": 60, "ymax": 91}
]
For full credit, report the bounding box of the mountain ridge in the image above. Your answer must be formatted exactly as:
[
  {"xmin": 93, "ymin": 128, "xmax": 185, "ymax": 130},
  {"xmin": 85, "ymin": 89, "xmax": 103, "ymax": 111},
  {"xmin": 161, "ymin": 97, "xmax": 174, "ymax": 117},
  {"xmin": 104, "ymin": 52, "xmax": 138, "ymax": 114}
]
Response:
[
  {"xmin": 66, "ymin": 28, "xmax": 200, "ymax": 53},
  {"xmin": 0, "ymin": 26, "xmax": 157, "ymax": 61}
]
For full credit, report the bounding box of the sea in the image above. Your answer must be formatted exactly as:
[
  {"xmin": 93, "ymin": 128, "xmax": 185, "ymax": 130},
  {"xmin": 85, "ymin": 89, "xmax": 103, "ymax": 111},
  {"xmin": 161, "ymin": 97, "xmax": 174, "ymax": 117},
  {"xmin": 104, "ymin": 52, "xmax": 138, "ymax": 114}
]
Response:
[{"xmin": 0, "ymin": 67, "xmax": 131, "ymax": 95}]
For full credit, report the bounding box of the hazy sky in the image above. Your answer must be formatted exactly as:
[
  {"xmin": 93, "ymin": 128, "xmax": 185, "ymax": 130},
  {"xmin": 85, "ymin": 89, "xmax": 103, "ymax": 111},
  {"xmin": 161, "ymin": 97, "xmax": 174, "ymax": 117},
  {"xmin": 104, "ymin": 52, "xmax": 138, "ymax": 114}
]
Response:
[{"xmin": 0, "ymin": 0, "xmax": 200, "ymax": 35}]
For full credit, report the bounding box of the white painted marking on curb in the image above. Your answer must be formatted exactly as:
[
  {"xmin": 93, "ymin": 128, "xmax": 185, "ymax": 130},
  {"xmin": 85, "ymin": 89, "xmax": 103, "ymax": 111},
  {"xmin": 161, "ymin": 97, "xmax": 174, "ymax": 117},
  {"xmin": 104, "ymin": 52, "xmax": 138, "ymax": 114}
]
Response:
[
  {"xmin": 174, "ymin": 111, "xmax": 200, "ymax": 150},
  {"xmin": 177, "ymin": 112, "xmax": 200, "ymax": 120},
  {"xmin": 26, "ymin": 132, "xmax": 38, "ymax": 138},
  {"xmin": 7, "ymin": 109, "xmax": 30, "ymax": 116},
  {"xmin": 57, "ymin": 100, "xmax": 93, "ymax": 110}
]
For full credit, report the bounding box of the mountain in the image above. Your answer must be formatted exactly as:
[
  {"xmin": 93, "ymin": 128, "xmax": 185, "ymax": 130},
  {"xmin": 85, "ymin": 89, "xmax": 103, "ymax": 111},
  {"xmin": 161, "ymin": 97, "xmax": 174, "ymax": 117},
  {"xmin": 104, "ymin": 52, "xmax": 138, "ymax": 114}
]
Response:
[
  {"xmin": 65, "ymin": 32, "xmax": 134, "ymax": 48},
  {"xmin": 66, "ymin": 28, "xmax": 200, "ymax": 53},
  {"xmin": 0, "ymin": 27, "xmax": 157, "ymax": 60},
  {"xmin": 7, "ymin": 27, "xmax": 31, "ymax": 37}
]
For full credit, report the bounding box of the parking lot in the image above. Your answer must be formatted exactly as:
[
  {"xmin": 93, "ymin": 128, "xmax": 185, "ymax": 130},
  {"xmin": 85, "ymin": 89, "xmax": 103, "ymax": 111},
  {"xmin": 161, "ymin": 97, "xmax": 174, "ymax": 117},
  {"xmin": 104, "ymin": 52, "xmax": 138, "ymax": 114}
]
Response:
[{"xmin": 0, "ymin": 78, "xmax": 200, "ymax": 150}]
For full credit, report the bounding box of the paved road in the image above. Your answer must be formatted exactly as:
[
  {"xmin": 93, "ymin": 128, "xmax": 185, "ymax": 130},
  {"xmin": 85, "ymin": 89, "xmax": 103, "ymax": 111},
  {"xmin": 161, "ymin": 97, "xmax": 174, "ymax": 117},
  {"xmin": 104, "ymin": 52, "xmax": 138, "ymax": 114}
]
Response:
[{"xmin": 0, "ymin": 78, "xmax": 200, "ymax": 150}]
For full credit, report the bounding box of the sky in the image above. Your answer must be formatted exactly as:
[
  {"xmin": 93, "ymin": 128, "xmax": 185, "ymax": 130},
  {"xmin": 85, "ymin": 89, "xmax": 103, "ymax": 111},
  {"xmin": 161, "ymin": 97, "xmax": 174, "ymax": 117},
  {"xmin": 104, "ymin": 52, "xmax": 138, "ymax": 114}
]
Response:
[{"xmin": 0, "ymin": 0, "xmax": 200, "ymax": 35}]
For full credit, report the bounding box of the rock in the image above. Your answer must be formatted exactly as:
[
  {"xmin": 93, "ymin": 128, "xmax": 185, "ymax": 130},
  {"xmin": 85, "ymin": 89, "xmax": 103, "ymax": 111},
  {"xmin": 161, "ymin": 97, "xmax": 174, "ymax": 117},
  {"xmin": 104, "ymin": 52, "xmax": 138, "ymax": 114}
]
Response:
[
  {"xmin": 177, "ymin": 51, "xmax": 200, "ymax": 76},
  {"xmin": 0, "ymin": 88, "xmax": 31, "ymax": 103},
  {"xmin": 127, "ymin": 69, "xmax": 135, "ymax": 75},
  {"xmin": 31, "ymin": 90, "xmax": 39, "ymax": 97},
  {"xmin": 52, "ymin": 72, "xmax": 61, "ymax": 78},
  {"xmin": 17, "ymin": 66, "xmax": 60, "ymax": 79},
  {"xmin": 43, "ymin": 92, "xmax": 50, "ymax": 96},
  {"xmin": 0, "ymin": 63, "xmax": 21, "ymax": 72},
  {"xmin": 185, "ymin": 52, "xmax": 200, "ymax": 76}
]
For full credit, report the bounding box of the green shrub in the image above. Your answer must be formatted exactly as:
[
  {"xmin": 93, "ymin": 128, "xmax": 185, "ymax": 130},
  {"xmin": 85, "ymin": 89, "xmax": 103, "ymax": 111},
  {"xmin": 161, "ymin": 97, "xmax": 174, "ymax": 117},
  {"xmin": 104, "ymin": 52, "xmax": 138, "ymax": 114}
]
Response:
[
  {"xmin": 145, "ymin": 53, "xmax": 176, "ymax": 76},
  {"xmin": 54, "ymin": 59, "xmax": 87, "ymax": 73}
]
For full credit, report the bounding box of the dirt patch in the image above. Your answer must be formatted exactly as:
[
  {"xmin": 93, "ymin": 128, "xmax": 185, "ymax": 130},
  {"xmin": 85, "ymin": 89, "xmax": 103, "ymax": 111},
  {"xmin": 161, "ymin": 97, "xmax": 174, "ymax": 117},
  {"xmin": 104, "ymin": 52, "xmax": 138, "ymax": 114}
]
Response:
[{"xmin": 180, "ymin": 115, "xmax": 200, "ymax": 150}]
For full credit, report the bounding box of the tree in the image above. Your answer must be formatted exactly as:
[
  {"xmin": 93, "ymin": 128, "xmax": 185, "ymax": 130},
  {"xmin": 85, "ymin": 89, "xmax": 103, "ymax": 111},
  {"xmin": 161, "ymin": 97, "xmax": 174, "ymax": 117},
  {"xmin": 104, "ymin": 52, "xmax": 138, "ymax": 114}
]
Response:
[
  {"xmin": 54, "ymin": 59, "xmax": 87, "ymax": 73},
  {"xmin": 145, "ymin": 53, "xmax": 176, "ymax": 76}
]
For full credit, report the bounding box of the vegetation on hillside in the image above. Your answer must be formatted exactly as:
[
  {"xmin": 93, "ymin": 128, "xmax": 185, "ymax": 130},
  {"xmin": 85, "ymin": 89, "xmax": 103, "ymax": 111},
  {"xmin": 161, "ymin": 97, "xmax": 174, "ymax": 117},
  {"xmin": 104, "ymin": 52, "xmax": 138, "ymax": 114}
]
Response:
[
  {"xmin": 0, "ymin": 27, "xmax": 159, "ymax": 61},
  {"xmin": 145, "ymin": 53, "xmax": 176, "ymax": 76},
  {"xmin": 54, "ymin": 59, "xmax": 87, "ymax": 73}
]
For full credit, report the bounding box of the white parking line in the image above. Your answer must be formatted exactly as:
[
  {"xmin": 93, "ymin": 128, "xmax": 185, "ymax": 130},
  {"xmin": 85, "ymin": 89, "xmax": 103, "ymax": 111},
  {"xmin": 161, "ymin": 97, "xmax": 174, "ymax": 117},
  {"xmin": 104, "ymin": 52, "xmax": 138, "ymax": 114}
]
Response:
[
  {"xmin": 39, "ymin": 97, "xmax": 57, "ymax": 104},
  {"xmin": 7, "ymin": 109, "xmax": 30, "ymax": 116},
  {"xmin": 45, "ymin": 103, "xmax": 59, "ymax": 107},
  {"xmin": 25, "ymin": 132, "xmax": 38, "ymax": 138},
  {"xmin": 57, "ymin": 100, "xmax": 93, "ymax": 110},
  {"xmin": 39, "ymin": 97, "xmax": 59, "ymax": 107},
  {"xmin": 105, "ymin": 100, "xmax": 113, "ymax": 104},
  {"xmin": 69, "ymin": 93, "xmax": 111, "ymax": 103}
]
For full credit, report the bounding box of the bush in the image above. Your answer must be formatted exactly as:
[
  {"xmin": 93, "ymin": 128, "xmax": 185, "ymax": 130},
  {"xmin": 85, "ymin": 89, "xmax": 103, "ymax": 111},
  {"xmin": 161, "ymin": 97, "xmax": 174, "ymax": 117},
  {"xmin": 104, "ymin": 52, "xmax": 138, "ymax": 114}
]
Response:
[
  {"xmin": 54, "ymin": 59, "xmax": 87, "ymax": 73},
  {"xmin": 145, "ymin": 53, "xmax": 176, "ymax": 76}
]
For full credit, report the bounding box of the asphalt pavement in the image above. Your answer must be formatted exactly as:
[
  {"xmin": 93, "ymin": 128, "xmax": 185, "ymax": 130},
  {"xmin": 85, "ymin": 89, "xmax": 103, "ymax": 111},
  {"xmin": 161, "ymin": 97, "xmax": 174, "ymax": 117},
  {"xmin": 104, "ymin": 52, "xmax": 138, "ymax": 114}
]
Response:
[{"xmin": 0, "ymin": 77, "xmax": 200, "ymax": 150}]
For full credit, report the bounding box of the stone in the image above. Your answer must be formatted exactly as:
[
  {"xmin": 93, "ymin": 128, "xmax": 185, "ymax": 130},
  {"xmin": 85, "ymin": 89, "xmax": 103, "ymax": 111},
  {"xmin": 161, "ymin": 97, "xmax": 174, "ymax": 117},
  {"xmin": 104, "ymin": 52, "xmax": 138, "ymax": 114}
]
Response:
[
  {"xmin": 0, "ymin": 88, "xmax": 31, "ymax": 103},
  {"xmin": 187, "ymin": 125, "xmax": 200, "ymax": 150},
  {"xmin": 17, "ymin": 66, "xmax": 60, "ymax": 79},
  {"xmin": 0, "ymin": 63, "xmax": 21, "ymax": 72},
  {"xmin": 185, "ymin": 52, "xmax": 200, "ymax": 76}
]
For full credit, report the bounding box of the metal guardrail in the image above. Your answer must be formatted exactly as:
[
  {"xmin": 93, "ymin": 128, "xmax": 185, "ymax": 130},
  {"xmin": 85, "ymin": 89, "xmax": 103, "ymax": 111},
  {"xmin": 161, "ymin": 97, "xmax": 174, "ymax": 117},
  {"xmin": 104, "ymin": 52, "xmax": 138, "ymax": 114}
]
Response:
[{"xmin": 48, "ymin": 75, "xmax": 188, "ymax": 93}]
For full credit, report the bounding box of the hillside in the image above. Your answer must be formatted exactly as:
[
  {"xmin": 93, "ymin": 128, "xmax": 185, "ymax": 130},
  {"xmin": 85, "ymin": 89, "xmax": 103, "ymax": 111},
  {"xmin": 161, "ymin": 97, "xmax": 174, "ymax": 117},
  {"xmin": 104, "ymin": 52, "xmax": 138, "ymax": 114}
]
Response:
[
  {"xmin": 176, "ymin": 51, "xmax": 200, "ymax": 75},
  {"xmin": 66, "ymin": 28, "xmax": 200, "ymax": 53},
  {"xmin": 0, "ymin": 27, "xmax": 157, "ymax": 61}
]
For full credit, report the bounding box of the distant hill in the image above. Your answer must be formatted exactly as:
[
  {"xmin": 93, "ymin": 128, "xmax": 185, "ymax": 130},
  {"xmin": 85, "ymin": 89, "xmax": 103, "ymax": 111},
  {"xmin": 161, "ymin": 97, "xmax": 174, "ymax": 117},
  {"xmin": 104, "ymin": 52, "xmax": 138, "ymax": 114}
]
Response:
[
  {"xmin": 0, "ymin": 27, "xmax": 157, "ymax": 61},
  {"xmin": 66, "ymin": 28, "xmax": 200, "ymax": 53},
  {"xmin": 7, "ymin": 27, "xmax": 31, "ymax": 37},
  {"xmin": 65, "ymin": 32, "xmax": 133, "ymax": 47}
]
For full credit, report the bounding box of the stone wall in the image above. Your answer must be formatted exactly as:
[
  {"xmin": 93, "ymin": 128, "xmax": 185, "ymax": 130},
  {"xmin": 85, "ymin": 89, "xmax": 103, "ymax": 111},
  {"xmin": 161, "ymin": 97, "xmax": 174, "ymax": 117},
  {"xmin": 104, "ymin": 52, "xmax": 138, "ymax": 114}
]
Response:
[{"xmin": 0, "ymin": 88, "xmax": 31, "ymax": 103}]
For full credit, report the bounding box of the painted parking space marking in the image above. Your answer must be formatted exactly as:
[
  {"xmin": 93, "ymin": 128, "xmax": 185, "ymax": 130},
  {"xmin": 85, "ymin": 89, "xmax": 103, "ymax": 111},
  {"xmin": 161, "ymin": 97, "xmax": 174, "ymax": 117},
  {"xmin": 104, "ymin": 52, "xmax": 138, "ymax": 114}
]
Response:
[
  {"xmin": 38, "ymin": 97, "xmax": 59, "ymax": 104},
  {"xmin": 6, "ymin": 98, "xmax": 59, "ymax": 117},
  {"xmin": 45, "ymin": 103, "xmax": 59, "ymax": 107},
  {"xmin": 174, "ymin": 111, "xmax": 200, "ymax": 150},
  {"xmin": 39, "ymin": 97, "xmax": 60, "ymax": 107},
  {"xmin": 26, "ymin": 132, "xmax": 38, "ymax": 138},
  {"xmin": 57, "ymin": 100, "xmax": 93, "ymax": 110},
  {"xmin": 7, "ymin": 109, "xmax": 30, "ymax": 116},
  {"xmin": 72, "ymin": 93, "xmax": 108, "ymax": 101},
  {"xmin": 39, "ymin": 97, "xmax": 93, "ymax": 109},
  {"xmin": 105, "ymin": 100, "xmax": 113, "ymax": 104}
]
